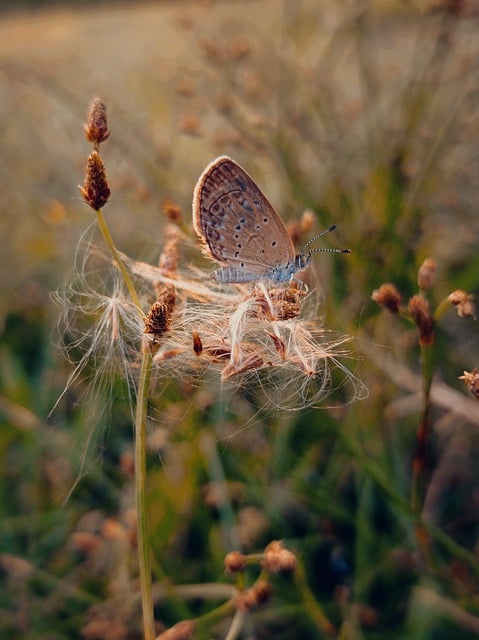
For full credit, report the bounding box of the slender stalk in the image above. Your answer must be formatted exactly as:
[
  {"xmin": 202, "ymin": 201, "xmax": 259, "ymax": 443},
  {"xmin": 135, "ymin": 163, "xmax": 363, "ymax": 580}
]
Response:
[
  {"xmin": 94, "ymin": 207, "xmax": 155, "ymax": 640},
  {"xmin": 95, "ymin": 208, "xmax": 143, "ymax": 314},
  {"xmin": 294, "ymin": 560, "xmax": 336, "ymax": 637},
  {"xmin": 135, "ymin": 350, "xmax": 155, "ymax": 640},
  {"xmin": 411, "ymin": 342, "xmax": 434, "ymax": 515}
]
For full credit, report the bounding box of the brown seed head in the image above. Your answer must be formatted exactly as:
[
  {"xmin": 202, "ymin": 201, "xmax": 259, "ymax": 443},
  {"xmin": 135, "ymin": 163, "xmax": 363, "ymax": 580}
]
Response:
[
  {"xmin": 0, "ymin": 554, "xmax": 33, "ymax": 578},
  {"xmin": 84, "ymin": 98, "xmax": 111, "ymax": 146},
  {"xmin": 228, "ymin": 36, "xmax": 251, "ymax": 60},
  {"xmin": 192, "ymin": 331, "xmax": 203, "ymax": 356},
  {"xmin": 178, "ymin": 115, "xmax": 201, "ymax": 136},
  {"xmin": 157, "ymin": 226, "xmax": 181, "ymax": 280},
  {"xmin": 102, "ymin": 518, "xmax": 127, "ymax": 542},
  {"xmin": 408, "ymin": 294, "xmax": 435, "ymax": 345},
  {"xmin": 459, "ymin": 369, "xmax": 479, "ymax": 400},
  {"xmin": 448, "ymin": 290, "xmax": 476, "ymax": 319},
  {"xmin": 371, "ymin": 283, "xmax": 402, "ymax": 314},
  {"xmin": 162, "ymin": 199, "xmax": 183, "ymax": 224},
  {"xmin": 418, "ymin": 257, "xmax": 437, "ymax": 290},
  {"xmin": 254, "ymin": 287, "xmax": 304, "ymax": 321},
  {"xmin": 79, "ymin": 151, "xmax": 111, "ymax": 211},
  {"xmin": 268, "ymin": 332, "xmax": 286, "ymax": 359},
  {"xmin": 143, "ymin": 286, "xmax": 176, "ymax": 351},
  {"xmin": 300, "ymin": 208, "xmax": 316, "ymax": 234},
  {"xmin": 224, "ymin": 550, "xmax": 246, "ymax": 574},
  {"xmin": 262, "ymin": 540, "xmax": 297, "ymax": 573},
  {"xmin": 221, "ymin": 350, "xmax": 264, "ymax": 381},
  {"xmin": 156, "ymin": 620, "xmax": 196, "ymax": 640},
  {"xmin": 235, "ymin": 580, "xmax": 272, "ymax": 612},
  {"xmin": 69, "ymin": 532, "xmax": 102, "ymax": 559}
]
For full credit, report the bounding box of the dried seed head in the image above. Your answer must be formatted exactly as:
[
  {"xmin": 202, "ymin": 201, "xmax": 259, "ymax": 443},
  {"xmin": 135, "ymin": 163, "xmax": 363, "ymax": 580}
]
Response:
[
  {"xmin": 236, "ymin": 580, "xmax": 272, "ymax": 612},
  {"xmin": 459, "ymin": 369, "xmax": 479, "ymax": 399},
  {"xmin": 228, "ymin": 36, "xmax": 251, "ymax": 60},
  {"xmin": 143, "ymin": 286, "xmax": 176, "ymax": 351},
  {"xmin": 224, "ymin": 550, "xmax": 246, "ymax": 574},
  {"xmin": 156, "ymin": 620, "xmax": 196, "ymax": 640},
  {"xmin": 408, "ymin": 294, "xmax": 435, "ymax": 345},
  {"xmin": 153, "ymin": 348, "xmax": 182, "ymax": 362},
  {"xmin": 371, "ymin": 283, "xmax": 402, "ymax": 314},
  {"xmin": 448, "ymin": 290, "xmax": 476, "ymax": 319},
  {"xmin": 268, "ymin": 332, "xmax": 286, "ymax": 359},
  {"xmin": 178, "ymin": 115, "xmax": 201, "ymax": 136},
  {"xmin": 79, "ymin": 151, "xmax": 111, "ymax": 211},
  {"xmin": 0, "ymin": 554, "xmax": 33, "ymax": 578},
  {"xmin": 84, "ymin": 98, "xmax": 110, "ymax": 146},
  {"xmin": 221, "ymin": 349, "xmax": 264, "ymax": 381},
  {"xmin": 192, "ymin": 331, "xmax": 203, "ymax": 356},
  {"xmin": 162, "ymin": 199, "xmax": 183, "ymax": 224},
  {"xmin": 157, "ymin": 226, "xmax": 181, "ymax": 280},
  {"xmin": 69, "ymin": 531, "xmax": 102, "ymax": 559},
  {"xmin": 287, "ymin": 211, "xmax": 316, "ymax": 246},
  {"xmin": 254, "ymin": 287, "xmax": 304, "ymax": 321},
  {"xmin": 300, "ymin": 208, "xmax": 316, "ymax": 234},
  {"xmin": 262, "ymin": 540, "xmax": 297, "ymax": 573},
  {"xmin": 418, "ymin": 257, "xmax": 437, "ymax": 290}
]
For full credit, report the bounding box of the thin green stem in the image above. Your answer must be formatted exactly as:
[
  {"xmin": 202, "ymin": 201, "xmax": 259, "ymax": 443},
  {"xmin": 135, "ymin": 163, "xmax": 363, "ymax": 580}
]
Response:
[
  {"xmin": 94, "ymin": 207, "xmax": 155, "ymax": 640},
  {"xmin": 135, "ymin": 350, "xmax": 155, "ymax": 640},
  {"xmin": 294, "ymin": 560, "xmax": 336, "ymax": 637},
  {"xmin": 411, "ymin": 342, "xmax": 434, "ymax": 515},
  {"xmin": 95, "ymin": 208, "xmax": 143, "ymax": 314}
]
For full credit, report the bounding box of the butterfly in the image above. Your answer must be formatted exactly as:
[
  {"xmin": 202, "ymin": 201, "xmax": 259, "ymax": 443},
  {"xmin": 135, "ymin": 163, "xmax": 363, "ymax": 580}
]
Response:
[{"xmin": 193, "ymin": 156, "xmax": 349, "ymax": 283}]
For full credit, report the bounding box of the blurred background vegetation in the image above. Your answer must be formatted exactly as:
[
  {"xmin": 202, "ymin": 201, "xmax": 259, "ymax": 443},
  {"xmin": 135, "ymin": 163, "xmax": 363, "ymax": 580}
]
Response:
[{"xmin": 1, "ymin": 1, "xmax": 479, "ymax": 638}]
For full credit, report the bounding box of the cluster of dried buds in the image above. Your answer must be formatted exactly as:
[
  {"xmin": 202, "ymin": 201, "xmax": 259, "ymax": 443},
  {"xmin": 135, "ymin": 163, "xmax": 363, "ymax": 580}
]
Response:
[
  {"xmin": 156, "ymin": 541, "xmax": 296, "ymax": 639},
  {"xmin": 371, "ymin": 258, "xmax": 477, "ymax": 398},
  {"xmin": 371, "ymin": 257, "xmax": 475, "ymax": 346},
  {"xmin": 79, "ymin": 98, "xmax": 111, "ymax": 211}
]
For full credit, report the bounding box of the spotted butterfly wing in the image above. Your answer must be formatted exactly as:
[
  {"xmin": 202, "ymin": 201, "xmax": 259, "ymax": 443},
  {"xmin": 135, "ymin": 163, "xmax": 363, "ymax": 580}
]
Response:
[{"xmin": 192, "ymin": 156, "xmax": 297, "ymax": 282}]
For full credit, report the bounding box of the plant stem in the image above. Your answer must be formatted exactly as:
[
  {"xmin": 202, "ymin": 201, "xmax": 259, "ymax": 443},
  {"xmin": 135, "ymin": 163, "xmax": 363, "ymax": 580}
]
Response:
[
  {"xmin": 94, "ymin": 207, "xmax": 155, "ymax": 639},
  {"xmin": 95, "ymin": 208, "xmax": 143, "ymax": 314},
  {"xmin": 411, "ymin": 342, "xmax": 434, "ymax": 515},
  {"xmin": 135, "ymin": 350, "xmax": 155, "ymax": 640}
]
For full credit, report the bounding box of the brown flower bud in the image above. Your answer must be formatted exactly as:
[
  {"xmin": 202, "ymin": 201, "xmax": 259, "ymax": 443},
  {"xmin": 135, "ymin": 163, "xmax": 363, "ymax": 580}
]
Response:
[
  {"xmin": 262, "ymin": 540, "xmax": 297, "ymax": 573},
  {"xmin": 254, "ymin": 287, "xmax": 304, "ymax": 321},
  {"xmin": 300, "ymin": 208, "xmax": 316, "ymax": 234},
  {"xmin": 459, "ymin": 369, "xmax": 479, "ymax": 400},
  {"xmin": 235, "ymin": 580, "xmax": 272, "ymax": 612},
  {"xmin": 192, "ymin": 331, "xmax": 203, "ymax": 356},
  {"xmin": 224, "ymin": 550, "xmax": 246, "ymax": 574},
  {"xmin": 79, "ymin": 151, "xmax": 111, "ymax": 211},
  {"xmin": 157, "ymin": 227, "xmax": 181, "ymax": 281},
  {"xmin": 156, "ymin": 620, "xmax": 195, "ymax": 640},
  {"xmin": 417, "ymin": 258, "xmax": 436, "ymax": 290},
  {"xmin": 371, "ymin": 283, "xmax": 402, "ymax": 314},
  {"xmin": 408, "ymin": 295, "xmax": 435, "ymax": 345},
  {"xmin": 162, "ymin": 199, "xmax": 183, "ymax": 224},
  {"xmin": 143, "ymin": 286, "xmax": 176, "ymax": 352},
  {"xmin": 448, "ymin": 290, "xmax": 476, "ymax": 319},
  {"xmin": 84, "ymin": 98, "xmax": 110, "ymax": 145}
]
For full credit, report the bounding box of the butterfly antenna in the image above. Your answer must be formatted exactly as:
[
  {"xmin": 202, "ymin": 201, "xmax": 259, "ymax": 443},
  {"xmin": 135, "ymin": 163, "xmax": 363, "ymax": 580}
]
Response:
[{"xmin": 302, "ymin": 224, "xmax": 351, "ymax": 255}]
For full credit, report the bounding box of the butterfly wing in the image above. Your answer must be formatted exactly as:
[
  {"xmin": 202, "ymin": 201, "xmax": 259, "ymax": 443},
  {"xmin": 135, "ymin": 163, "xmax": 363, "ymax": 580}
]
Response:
[{"xmin": 192, "ymin": 156, "xmax": 295, "ymax": 277}]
